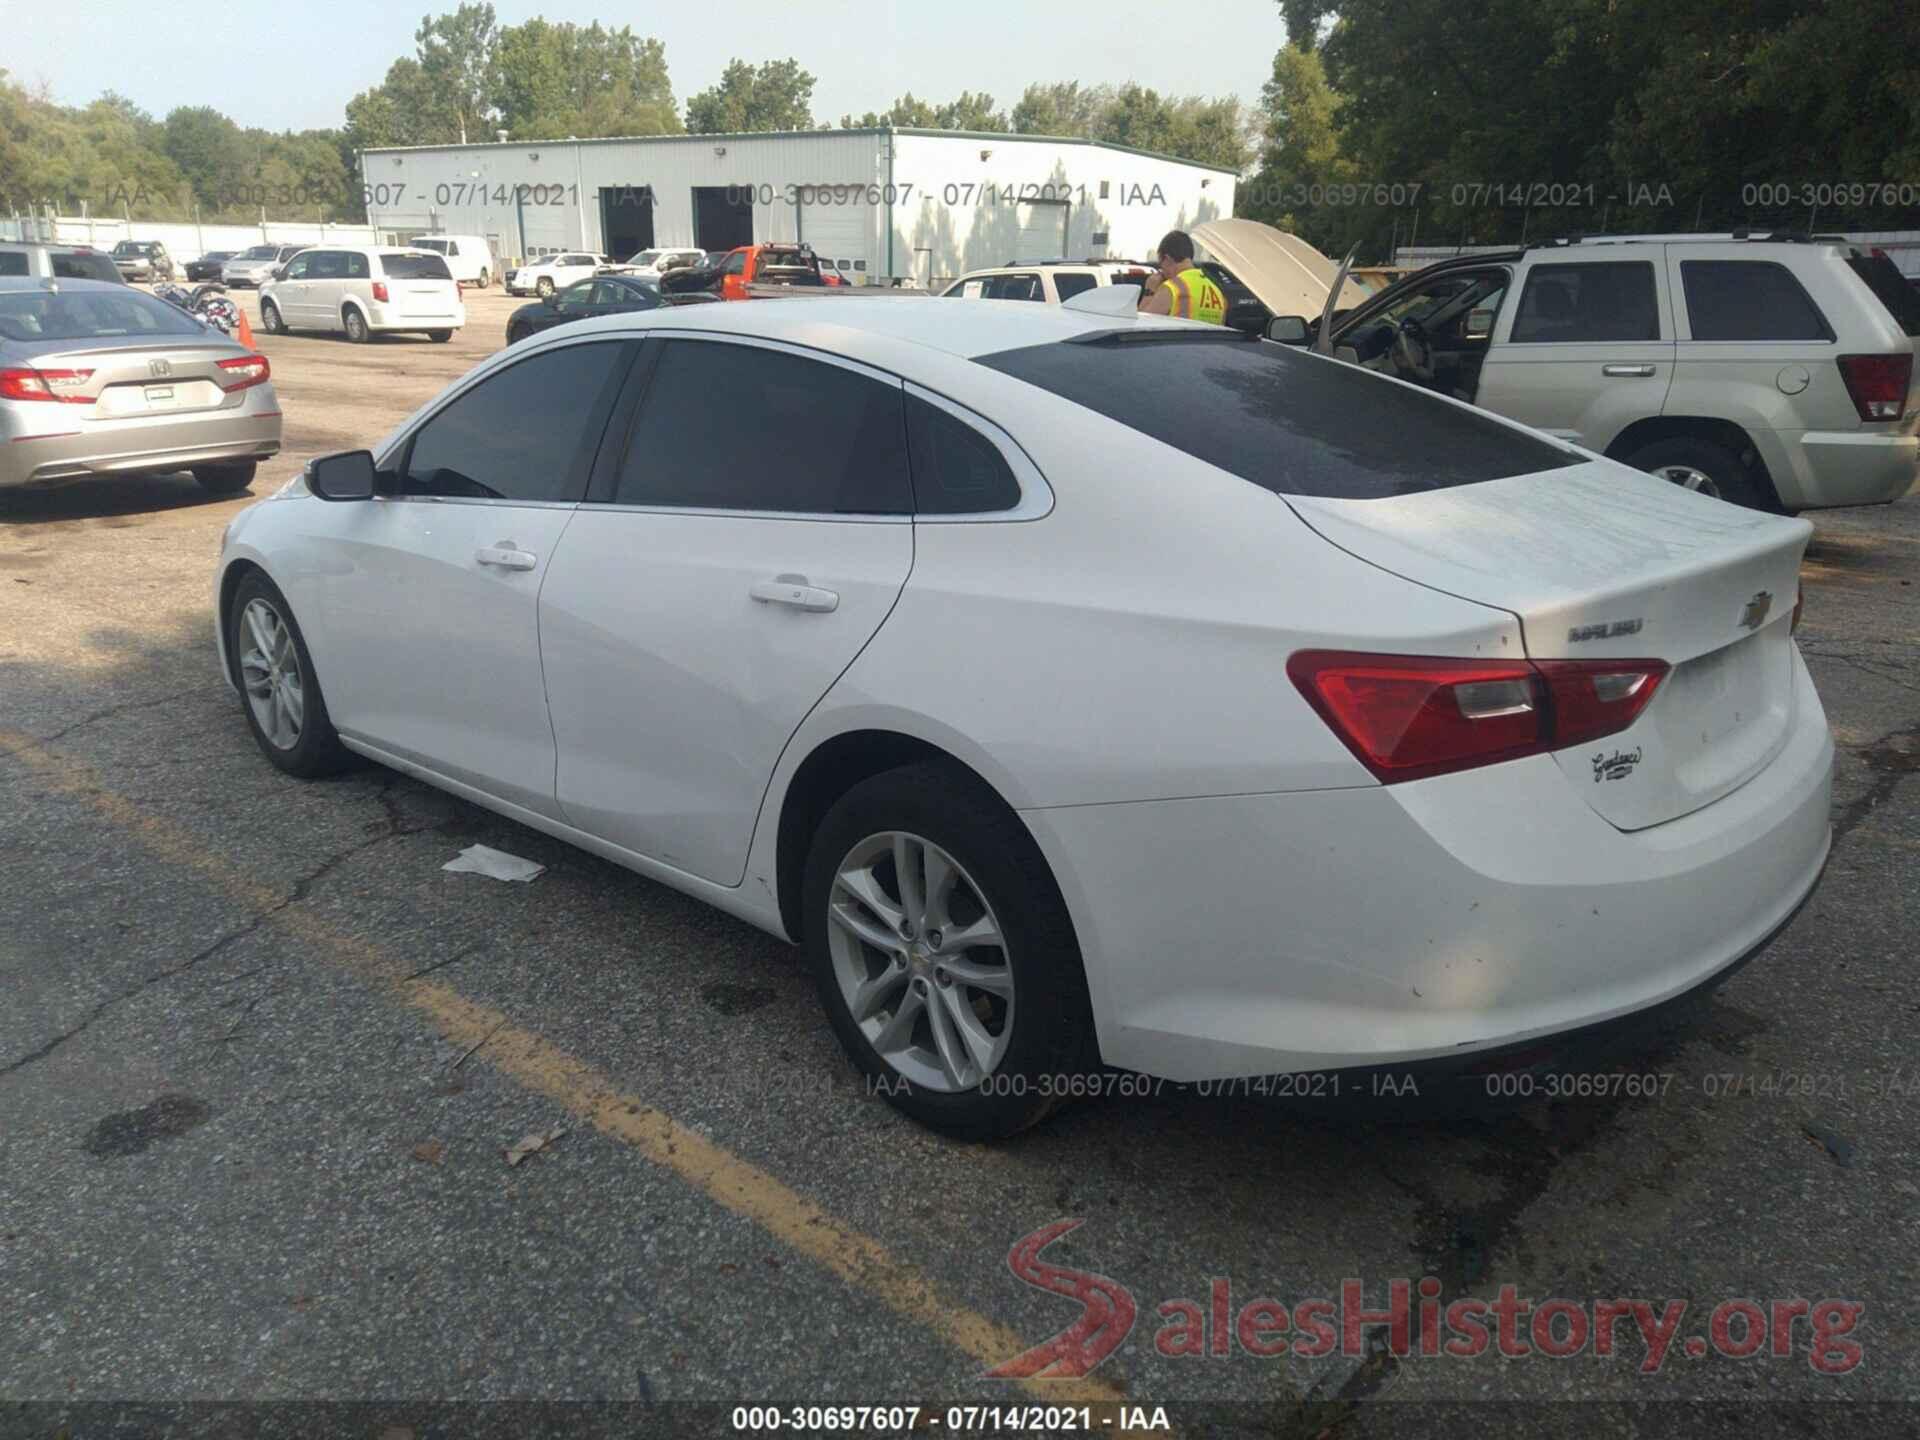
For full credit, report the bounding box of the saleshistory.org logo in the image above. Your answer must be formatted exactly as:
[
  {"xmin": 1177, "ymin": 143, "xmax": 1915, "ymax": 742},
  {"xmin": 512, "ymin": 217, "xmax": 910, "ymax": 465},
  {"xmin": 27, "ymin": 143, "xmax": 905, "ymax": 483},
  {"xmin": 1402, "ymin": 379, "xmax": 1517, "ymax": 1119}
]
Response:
[{"xmin": 984, "ymin": 1221, "xmax": 1865, "ymax": 1378}]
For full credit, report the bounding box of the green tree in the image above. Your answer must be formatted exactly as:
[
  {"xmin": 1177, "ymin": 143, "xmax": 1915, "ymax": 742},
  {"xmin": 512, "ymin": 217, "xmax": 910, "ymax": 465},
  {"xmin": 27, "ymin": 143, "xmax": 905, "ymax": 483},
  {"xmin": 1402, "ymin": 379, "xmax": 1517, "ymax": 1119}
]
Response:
[
  {"xmin": 685, "ymin": 58, "xmax": 816, "ymax": 133},
  {"xmin": 492, "ymin": 18, "xmax": 679, "ymax": 139},
  {"xmin": 1010, "ymin": 81, "xmax": 1113, "ymax": 138},
  {"xmin": 415, "ymin": 2, "xmax": 499, "ymax": 144},
  {"xmin": 934, "ymin": 92, "xmax": 1008, "ymax": 132}
]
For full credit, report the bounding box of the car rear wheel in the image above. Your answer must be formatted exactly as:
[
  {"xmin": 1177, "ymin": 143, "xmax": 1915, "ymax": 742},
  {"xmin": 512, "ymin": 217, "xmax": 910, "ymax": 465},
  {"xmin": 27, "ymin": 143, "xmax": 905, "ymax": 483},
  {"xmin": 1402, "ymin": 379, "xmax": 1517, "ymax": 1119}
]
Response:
[
  {"xmin": 427, "ymin": 329, "xmax": 452, "ymax": 343},
  {"xmin": 260, "ymin": 299, "xmax": 285, "ymax": 334},
  {"xmin": 228, "ymin": 571, "xmax": 353, "ymax": 778},
  {"xmin": 477, "ymin": 268, "xmax": 490, "ymax": 288},
  {"xmin": 343, "ymin": 307, "xmax": 370, "ymax": 344},
  {"xmin": 803, "ymin": 762, "xmax": 1094, "ymax": 1140},
  {"xmin": 535, "ymin": 277, "xmax": 554, "ymax": 299},
  {"xmin": 1625, "ymin": 436, "xmax": 1769, "ymax": 510},
  {"xmin": 193, "ymin": 461, "xmax": 257, "ymax": 495}
]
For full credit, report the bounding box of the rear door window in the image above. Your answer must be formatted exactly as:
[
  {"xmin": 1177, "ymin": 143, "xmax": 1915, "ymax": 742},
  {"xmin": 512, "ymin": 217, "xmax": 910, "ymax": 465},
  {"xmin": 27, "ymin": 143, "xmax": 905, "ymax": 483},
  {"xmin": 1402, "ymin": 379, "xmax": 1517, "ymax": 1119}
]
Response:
[
  {"xmin": 1052, "ymin": 273, "xmax": 1098, "ymax": 302},
  {"xmin": 0, "ymin": 251, "xmax": 27, "ymax": 276},
  {"xmin": 381, "ymin": 252, "xmax": 454, "ymax": 280},
  {"xmin": 1510, "ymin": 262, "xmax": 1660, "ymax": 342},
  {"xmin": 1680, "ymin": 261, "xmax": 1835, "ymax": 341},
  {"xmin": 614, "ymin": 340, "xmax": 911, "ymax": 515},
  {"xmin": 400, "ymin": 341, "xmax": 633, "ymax": 502},
  {"xmin": 984, "ymin": 273, "xmax": 1042, "ymax": 302},
  {"xmin": 1843, "ymin": 253, "xmax": 1920, "ymax": 337},
  {"xmin": 977, "ymin": 333, "xmax": 1577, "ymax": 499}
]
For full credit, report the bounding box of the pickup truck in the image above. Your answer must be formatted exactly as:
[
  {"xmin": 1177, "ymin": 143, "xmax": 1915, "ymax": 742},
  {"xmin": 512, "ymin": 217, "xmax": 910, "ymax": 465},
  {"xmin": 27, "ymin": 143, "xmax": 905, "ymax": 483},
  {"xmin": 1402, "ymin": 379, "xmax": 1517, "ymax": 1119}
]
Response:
[{"xmin": 658, "ymin": 243, "xmax": 835, "ymax": 301}]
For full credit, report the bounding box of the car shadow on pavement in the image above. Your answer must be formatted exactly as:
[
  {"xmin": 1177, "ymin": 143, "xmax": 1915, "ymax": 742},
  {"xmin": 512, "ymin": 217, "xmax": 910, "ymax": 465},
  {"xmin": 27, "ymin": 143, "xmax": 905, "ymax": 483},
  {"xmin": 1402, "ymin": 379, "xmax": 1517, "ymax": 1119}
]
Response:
[{"xmin": 0, "ymin": 470, "xmax": 246, "ymax": 525}]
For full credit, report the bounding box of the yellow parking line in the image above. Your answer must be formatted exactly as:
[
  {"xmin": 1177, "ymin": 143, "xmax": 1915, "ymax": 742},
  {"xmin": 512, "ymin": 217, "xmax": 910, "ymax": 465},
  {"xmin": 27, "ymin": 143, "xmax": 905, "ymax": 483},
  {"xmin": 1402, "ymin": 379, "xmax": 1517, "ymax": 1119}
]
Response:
[{"xmin": 0, "ymin": 731, "xmax": 1131, "ymax": 1408}]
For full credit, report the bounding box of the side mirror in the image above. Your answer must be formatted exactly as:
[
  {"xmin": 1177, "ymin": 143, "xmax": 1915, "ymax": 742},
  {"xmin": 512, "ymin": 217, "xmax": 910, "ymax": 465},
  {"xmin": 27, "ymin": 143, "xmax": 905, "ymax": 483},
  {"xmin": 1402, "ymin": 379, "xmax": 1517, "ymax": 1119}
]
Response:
[
  {"xmin": 308, "ymin": 449, "xmax": 376, "ymax": 501},
  {"xmin": 1265, "ymin": 315, "xmax": 1311, "ymax": 345},
  {"xmin": 271, "ymin": 266, "xmax": 287, "ymax": 281}
]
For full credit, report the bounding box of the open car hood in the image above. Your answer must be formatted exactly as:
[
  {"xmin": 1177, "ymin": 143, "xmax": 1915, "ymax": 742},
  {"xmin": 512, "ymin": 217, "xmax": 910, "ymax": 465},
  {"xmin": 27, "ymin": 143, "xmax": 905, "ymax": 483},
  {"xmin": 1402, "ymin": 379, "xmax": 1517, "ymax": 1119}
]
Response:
[{"xmin": 1191, "ymin": 219, "xmax": 1372, "ymax": 321}]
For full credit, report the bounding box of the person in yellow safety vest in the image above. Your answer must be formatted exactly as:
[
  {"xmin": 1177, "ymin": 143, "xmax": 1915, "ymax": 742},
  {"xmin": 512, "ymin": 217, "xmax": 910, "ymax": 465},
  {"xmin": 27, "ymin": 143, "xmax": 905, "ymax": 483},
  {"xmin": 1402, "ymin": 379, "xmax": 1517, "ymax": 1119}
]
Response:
[{"xmin": 1137, "ymin": 229, "xmax": 1227, "ymax": 324}]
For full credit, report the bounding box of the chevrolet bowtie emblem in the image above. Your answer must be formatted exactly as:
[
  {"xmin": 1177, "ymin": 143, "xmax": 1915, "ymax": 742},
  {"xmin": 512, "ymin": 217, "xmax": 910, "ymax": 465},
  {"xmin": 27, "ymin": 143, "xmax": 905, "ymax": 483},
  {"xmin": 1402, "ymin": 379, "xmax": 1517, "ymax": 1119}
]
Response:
[{"xmin": 1740, "ymin": 591, "xmax": 1773, "ymax": 631}]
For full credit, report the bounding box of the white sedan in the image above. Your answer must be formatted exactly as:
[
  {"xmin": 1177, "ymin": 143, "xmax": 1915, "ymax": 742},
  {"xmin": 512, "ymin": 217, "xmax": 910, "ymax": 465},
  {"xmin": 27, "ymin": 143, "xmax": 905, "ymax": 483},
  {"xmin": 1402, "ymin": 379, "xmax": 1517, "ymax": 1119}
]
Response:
[{"xmin": 213, "ymin": 298, "xmax": 1833, "ymax": 1138}]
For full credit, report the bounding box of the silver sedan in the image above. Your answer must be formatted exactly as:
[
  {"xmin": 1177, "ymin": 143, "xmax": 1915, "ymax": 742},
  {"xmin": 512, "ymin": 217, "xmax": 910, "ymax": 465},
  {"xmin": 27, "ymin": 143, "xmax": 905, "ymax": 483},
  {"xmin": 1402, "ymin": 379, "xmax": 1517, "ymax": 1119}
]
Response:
[{"xmin": 0, "ymin": 277, "xmax": 282, "ymax": 493}]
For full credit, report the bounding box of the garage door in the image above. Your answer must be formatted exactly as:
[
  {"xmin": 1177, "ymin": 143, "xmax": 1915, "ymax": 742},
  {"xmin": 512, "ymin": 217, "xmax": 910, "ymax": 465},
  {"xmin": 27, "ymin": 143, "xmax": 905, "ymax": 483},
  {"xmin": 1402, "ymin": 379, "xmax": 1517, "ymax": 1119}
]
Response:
[
  {"xmin": 1012, "ymin": 200, "xmax": 1069, "ymax": 262},
  {"xmin": 797, "ymin": 198, "xmax": 872, "ymax": 278}
]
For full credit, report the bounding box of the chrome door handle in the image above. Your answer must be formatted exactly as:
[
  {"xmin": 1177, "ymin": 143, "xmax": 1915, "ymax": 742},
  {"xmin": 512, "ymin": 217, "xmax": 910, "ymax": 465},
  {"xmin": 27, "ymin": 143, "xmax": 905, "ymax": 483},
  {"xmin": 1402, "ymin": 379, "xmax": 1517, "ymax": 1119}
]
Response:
[
  {"xmin": 750, "ymin": 575, "xmax": 839, "ymax": 613},
  {"xmin": 1601, "ymin": 364, "xmax": 1656, "ymax": 378},
  {"xmin": 476, "ymin": 543, "xmax": 538, "ymax": 571}
]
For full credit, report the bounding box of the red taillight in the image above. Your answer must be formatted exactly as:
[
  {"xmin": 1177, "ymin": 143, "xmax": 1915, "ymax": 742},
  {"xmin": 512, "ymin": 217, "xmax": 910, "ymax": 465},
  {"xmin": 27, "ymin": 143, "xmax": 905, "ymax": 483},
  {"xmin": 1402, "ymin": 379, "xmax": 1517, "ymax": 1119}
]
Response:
[
  {"xmin": 216, "ymin": 354, "xmax": 270, "ymax": 392},
  {"xmin": 1836, "ymin": 353, "xmax": 1912, "ymax": 422},
  {"xmin": 0, "ymin": 366, "xmax": 94, "ymax": 402},
  {"xmin": 371, "ymin": 280, "xmax": 390, "ymax": 302},
  {"xmin": 1288, "ymin": 651, "xmax": 1669, "ymax": 784}
]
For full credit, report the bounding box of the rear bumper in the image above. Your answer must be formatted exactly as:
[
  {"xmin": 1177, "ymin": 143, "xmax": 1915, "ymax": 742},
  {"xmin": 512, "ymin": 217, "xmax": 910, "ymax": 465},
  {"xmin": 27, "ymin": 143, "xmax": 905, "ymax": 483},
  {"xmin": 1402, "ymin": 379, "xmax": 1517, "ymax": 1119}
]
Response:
[
  {"xmin": 1760, "ymin": 427, "xmax": 1918, "ymax": 508},
  {"xmin": 1024, "ymin": 647, "xmax": 1834, "ymax": 1082},
  {"xmin": 0, "ymin": 407, "xmax": 283, "ymax": 488},
  {"xmin": 365, "ymin": 301, "xmax": 466, "ymax": 332}
]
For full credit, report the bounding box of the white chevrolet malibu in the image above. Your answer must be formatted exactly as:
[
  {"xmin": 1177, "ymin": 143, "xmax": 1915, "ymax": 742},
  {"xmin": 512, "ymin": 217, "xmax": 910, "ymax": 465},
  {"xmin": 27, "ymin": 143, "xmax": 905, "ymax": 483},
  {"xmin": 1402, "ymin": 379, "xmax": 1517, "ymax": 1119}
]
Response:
[{"xmin": 214, "ymin": 297, "xmax": 1833, "ymax": 1138}]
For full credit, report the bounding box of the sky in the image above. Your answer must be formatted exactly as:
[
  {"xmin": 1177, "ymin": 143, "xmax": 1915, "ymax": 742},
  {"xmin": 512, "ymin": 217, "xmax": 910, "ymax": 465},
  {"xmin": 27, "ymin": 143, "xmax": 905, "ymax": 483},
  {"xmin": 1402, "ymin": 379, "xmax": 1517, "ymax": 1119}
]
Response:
[{"xmin": 9, "ymin": 1, "xmax": 1288, "ymax": 133}]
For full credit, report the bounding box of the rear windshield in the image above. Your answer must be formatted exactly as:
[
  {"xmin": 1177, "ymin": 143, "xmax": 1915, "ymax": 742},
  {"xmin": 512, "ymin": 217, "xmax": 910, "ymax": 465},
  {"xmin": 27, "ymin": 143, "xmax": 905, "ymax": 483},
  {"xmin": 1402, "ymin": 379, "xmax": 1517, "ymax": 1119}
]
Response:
[
  {"xmin": 52, "ymin": 252, "xmax": 121, "ymax": 283},
  {"xmin": 1846, "ymin": 254, "xmax": 1920, "ymax": 337},
  {"xmin": 0, "ymin": 288, "xmax": 203, "ymax": 342},
  {"xmin": 380, "ymin": 252, "xmax": 453, "ymax": 280},
  {"xmin": 976, "ymin": 333, "xmax": 1579, "ymax": 499},
  {"xmin": 240, "ymin": 246, "xmax": 277, "ymax": 259}
]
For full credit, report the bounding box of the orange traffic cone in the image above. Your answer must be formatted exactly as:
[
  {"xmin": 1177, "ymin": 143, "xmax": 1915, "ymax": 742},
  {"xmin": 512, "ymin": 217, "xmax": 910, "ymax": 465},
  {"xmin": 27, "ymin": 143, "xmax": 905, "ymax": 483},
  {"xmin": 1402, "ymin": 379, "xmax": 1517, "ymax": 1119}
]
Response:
[{"xmin": 237, "ymin": 307, "xmax": 255, "ymax": 349}]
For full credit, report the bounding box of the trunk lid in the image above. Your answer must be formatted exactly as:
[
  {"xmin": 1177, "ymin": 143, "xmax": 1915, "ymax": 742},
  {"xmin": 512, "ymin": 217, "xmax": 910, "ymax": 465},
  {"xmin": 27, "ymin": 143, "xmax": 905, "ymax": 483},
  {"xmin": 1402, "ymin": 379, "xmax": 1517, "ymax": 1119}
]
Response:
[
  {"xmin": 26, "ymin": 341, "xmax": 245, "ymax": 419},
  {"xmin": 1284, "ymin": 460, "xmax": 1812, "ymax": 829}
]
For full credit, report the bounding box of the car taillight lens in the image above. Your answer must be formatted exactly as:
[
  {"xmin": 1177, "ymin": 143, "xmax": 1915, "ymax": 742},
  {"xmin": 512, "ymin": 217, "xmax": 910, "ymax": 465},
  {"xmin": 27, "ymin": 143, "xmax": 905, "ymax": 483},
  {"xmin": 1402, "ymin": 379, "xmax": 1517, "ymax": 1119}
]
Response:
[
  {"xmin": 1288, "ymin": 651, "xmax": 1669, "ymax": 784},
  {"xmin": 372, "ymin": 281, "xmax": 390, "ymax": 302},
  {"xmin": 216, "ymin": 354, "xmax": 270, "ymax": 391},
  {"xmin": 0, "ymin": 366, "xmax": 94, "ymax": 402},
  {"xmin": 1836, "ymin": 353, "xmax": 1912, "ymax": 421}
]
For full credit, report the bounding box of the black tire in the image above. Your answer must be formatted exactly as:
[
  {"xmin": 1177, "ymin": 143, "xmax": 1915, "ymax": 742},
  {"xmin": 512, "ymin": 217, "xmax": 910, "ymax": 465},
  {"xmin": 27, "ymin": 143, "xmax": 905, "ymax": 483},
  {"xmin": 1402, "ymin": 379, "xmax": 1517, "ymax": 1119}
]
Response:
[
  {"xmin": 259, "ymin": 299, "xmax": 285, "ymax": 335},
  {"xmin": 342, "ymin": 307, "xmax": 370, "ymax": 344},
  {"xmin": 1624, "ymin": 435, "xmax": 1772, "ymax": 510},
  {"xmin": 803, "ymin": 762, "xmax": 1094, "ymax": 1140},
  {"xmin": 427, "ymin": 329, "xmax": 453, "ymax": 343},
  {"xmin": 193, "ymin": 461, "xmax": 257, "ymax": 494},
  {"xmin": 227, "ymin": 570, "xmax": 354, "ymax": 779},
  {"xmin": 535, "ymin": 277, "xmax": 554, "ymax": 299},
  {"xmin": 477, "ymin": 268, "xmax": 490, "ymax": 288}
]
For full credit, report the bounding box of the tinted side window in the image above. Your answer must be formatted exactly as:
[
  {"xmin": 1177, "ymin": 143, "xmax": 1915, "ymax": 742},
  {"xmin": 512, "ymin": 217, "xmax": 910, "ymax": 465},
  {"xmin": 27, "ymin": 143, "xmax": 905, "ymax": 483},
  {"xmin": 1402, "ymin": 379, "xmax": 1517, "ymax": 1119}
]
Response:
[
  {"xmin": 616, "ymin": 341, "xmax": 910, "ymax": 514},
  {"xmin": 346, "ymin": 252, "xmax": 370, "ymax": 280},
  {"xmin": 1053, "ymin": 273, "xmax": 1097, "ymax": 302},
  {"xmin": 51, "ymin": 253, "xmax": 120, "ymax": 283},
  {"xmin": 906, "ymin": 395, "xmax": 1023, "ymax": 514},
  {"xmin": 1844, "ymin": 254, "xmax": 1920, "ymax": 337},
  {"xmin": 1510, "ymin": 262, "xmax": 1660, "ymax": 343},
  {"xmin": 0, "ymin": 252, "xmax": 27, "ymax": 276},
  {"xmin": 402, "ymin": 341, "xmax": 632, "ymax": 503},
  {"xmin": 1680, "ymin": 260, "xmax": 1834, "ymax": 341},
  {"xmin": 985, "ymin": 273, "xmax": 1042, "ymax": 302}
]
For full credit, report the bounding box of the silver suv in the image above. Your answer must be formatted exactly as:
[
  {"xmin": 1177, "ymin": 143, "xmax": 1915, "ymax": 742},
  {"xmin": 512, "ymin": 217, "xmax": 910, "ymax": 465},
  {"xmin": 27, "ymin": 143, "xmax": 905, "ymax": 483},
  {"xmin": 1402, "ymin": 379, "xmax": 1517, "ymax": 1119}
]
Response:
[{"xmin": 1281, "ymin": 235, "xmax": 1920, "ymax": 510}]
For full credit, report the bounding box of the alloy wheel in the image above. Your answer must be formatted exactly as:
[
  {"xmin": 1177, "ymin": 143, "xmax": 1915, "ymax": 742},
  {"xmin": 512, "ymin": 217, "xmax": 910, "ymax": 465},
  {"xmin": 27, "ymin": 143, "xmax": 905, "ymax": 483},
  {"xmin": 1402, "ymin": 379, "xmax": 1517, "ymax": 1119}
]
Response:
[
  {"xmin": 1651, "ymin": 463, "xmax": 1722, "ymax": 500},
  {"xmin": 238, "ymin": 598, "xmax": 305, "ymax": 751},
  {"xmin": 826, "ymin": 831, "xmax": 1015, "ymax": 1092}
]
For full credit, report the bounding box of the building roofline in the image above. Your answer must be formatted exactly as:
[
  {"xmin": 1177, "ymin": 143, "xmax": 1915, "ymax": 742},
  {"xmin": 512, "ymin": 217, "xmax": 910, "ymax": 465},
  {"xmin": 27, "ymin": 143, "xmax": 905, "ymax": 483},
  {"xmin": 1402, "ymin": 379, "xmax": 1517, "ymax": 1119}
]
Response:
[{"xmin": 362, "ymin": 126, "xmax": 1242, "ymax": 176}]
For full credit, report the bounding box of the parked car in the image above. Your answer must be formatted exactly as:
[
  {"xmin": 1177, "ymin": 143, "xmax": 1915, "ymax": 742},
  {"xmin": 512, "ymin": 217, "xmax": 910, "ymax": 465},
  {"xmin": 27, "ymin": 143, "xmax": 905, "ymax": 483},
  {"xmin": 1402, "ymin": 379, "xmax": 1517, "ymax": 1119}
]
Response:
[
  {"xmin": 214, "ymin": 298, "xmax": 1831, "ymax": 1139},
  {"xmin": 407, "ymin": 234, "xmax": 495, "ymax": 288},
  {"xmin": 259, "ymin": 246, "xmax": 464, "ymax": 344},
  {"xmin": 0, "ymin": 276, "xmax": 279, "ymax": 493},
  {"xmin": 941, "ymin": 257, "xmax": 1270, "ymax": 335},
  {"xmin": 223, "ymin": 245, "xmax": 307, "ymax": 288},
  {"xmin": 185, "ymin": 250, "xmax": 238, "ymax": 283},
  {"xmin": 111, "ymin": 240, "xmax": 174, "ymax": 283},
  {"xmin": 505, "ymin": 252, "xmax": 610, "ymax": 298},
  {"xmin": 693, "ymin": 243, "xmax": 832, "ymax": 300},
  {"xmin": 0, "ymin": 241, "xmax": 125, "ymax": 284},
  {"xmin": 1261, "ymin": 234, "xmax": 1920, "ymax": 510},
  {"xmin": 618, "ymin": 247, "xmax": 705, "ymax": 282},
  {"xmin": 504, "ymin": 273, "xmax": 716, "ymax": 345}
]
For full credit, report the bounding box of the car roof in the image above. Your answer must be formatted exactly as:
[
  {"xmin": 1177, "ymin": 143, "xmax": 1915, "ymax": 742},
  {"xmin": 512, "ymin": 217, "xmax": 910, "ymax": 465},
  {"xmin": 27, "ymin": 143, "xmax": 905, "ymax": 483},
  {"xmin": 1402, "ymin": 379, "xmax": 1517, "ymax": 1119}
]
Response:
[
  {"xmin": 543, "ymin": 292, "xmax": 1204, "ymax": 361},
  {"xmin": 0, "ymin": 275, "xmax": 135, "ymax": 293}
]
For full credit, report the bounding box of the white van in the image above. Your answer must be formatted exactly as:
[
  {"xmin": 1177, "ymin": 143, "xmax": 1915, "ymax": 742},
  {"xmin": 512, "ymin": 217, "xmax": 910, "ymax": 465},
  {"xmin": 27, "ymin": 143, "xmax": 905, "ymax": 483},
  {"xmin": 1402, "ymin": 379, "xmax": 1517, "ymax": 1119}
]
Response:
[
  {"xmin": 406, "ymin": 234, "xmax": 495, "ymax": 287},
  {"xmin": 259, "ymin": 247, "xmax": 466, "ymax": 344}
]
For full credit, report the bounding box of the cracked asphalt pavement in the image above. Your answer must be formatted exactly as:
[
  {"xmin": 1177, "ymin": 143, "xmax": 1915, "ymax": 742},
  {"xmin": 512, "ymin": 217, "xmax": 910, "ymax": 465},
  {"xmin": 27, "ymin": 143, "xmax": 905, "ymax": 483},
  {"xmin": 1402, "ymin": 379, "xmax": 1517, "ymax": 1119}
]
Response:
[{"xmin": 1, "ymin": 295, "xmax": 1916, "ymax": 1437}]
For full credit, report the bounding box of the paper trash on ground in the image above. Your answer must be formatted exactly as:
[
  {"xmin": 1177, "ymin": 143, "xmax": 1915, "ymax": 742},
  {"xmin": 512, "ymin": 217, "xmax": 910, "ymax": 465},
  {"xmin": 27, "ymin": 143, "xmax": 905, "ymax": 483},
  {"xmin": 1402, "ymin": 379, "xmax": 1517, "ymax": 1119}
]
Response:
[{"xmin": 442, "ymin": 844, "xmax": 546, "ymax": 882}]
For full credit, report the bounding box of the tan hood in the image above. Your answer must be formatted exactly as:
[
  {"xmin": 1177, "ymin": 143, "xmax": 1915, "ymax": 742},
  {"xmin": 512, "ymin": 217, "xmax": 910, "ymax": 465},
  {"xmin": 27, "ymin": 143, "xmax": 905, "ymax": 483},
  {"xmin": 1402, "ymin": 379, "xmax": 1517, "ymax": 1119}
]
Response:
[{"xmin": 1192, "ymin": 219, "xmax": 1372, "ymax": 319}]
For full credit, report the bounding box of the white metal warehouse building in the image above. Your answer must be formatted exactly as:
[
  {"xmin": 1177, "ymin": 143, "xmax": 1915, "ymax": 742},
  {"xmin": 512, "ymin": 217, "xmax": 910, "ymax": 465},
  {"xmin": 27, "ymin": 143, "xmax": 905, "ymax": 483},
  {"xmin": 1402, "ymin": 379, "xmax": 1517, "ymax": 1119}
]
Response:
[{"xmin": 359, "ymin": 128, "xmax": 1236, "ymax": 288}]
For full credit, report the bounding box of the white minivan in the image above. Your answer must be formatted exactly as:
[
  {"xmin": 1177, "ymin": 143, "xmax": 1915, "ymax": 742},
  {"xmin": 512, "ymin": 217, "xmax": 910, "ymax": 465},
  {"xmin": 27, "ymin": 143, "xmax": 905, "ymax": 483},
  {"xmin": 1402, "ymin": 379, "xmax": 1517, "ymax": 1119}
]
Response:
[
  {"xmin": 407, "ymin": 234, "xmax": 495, "ymax": 287},
  {"xmin": 260, "ymin": 247, "xmax": 466, "ymax": 344}
]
